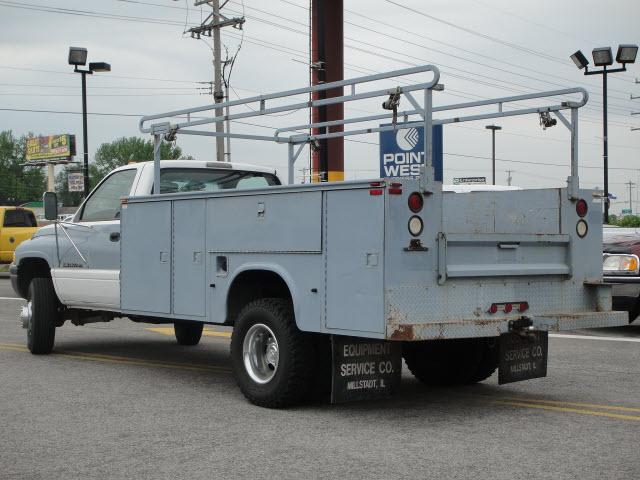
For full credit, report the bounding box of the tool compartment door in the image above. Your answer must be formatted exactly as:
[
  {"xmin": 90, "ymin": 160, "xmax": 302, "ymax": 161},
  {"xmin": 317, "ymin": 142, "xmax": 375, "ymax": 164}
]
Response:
[
  {"xmin": 172, "ymin": 199, "xmax": 206, "ymax": 317},
  {"xmin": 325, "ymin": 189, "xmax": 385, "ymax": 334},
  {"xmin": 121, "ymin": 201, "xmax": 172, "ymax": 314}
]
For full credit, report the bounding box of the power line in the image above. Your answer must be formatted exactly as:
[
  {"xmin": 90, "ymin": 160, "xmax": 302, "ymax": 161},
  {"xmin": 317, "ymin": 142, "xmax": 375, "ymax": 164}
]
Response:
[
  {"xmin": 4, "ymin": 0, "xmax": 635, "ymax": 120},
  {"xmin": 383, "ymin": 0, "xmax": 635, "ymax": 86}
]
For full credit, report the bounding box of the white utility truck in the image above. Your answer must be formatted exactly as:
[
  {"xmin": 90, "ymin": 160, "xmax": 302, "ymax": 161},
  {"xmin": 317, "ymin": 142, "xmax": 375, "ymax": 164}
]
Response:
[{"xmin": 11, "ymin": 65, "xmax": 626, "ymax": 408}]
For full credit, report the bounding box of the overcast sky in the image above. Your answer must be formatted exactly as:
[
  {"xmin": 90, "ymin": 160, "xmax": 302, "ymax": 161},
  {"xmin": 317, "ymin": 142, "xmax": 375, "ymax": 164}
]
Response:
[{"xmin": 0, "ymin": 0, "xmax": 639, "ymax": 213}]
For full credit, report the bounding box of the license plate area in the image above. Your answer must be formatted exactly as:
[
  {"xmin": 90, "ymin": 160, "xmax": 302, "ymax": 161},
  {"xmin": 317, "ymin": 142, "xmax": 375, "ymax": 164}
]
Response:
[{"xmin": 498, "ymin": 331, "xmax": 548, "ymax": 385}]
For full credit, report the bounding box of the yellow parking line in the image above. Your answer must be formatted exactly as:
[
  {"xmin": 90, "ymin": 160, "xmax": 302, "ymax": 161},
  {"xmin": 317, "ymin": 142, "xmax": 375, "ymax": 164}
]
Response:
[
  {"xmin": 0, "ymin": 343, "xmax": 231, "ymax": 373},
  {"xmin": 500, "ymin": 397, "xmax": 640, "ymax": 414},
  {"xmin": 146, "ymin": 326, "xmax": 231, "ymax": 338},
  {"xmin": 492, "ymin": 400, "xmax": 640, "ymax": 422}
]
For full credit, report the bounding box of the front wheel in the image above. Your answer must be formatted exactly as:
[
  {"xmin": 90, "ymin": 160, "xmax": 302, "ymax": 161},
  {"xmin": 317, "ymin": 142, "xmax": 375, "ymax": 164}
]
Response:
[
  {"xmin": 174, "ymin": 322, "xmax": 203, "ymax": 346},
  {"xmin": 230, "ymin": 298, "xmax": 314, "ymax": 408},
  {"xmin": 26, "ymin": 277, "xmax": 58, "ymax": 354}
]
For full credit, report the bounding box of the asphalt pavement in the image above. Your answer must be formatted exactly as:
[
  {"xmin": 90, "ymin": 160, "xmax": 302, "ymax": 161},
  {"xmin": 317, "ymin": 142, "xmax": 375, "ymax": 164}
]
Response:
[{"xmin": 0, "ymin": 278, "xmax": 638, "ymax": 480}]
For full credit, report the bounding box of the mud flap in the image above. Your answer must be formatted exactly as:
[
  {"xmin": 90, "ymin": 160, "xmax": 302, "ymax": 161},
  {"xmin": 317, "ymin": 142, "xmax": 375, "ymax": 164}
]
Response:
[
  {"xmin": 498, "ymin": 331, "xmax": 548, "ymax": 385},
  {"xmin": 330, "ymin": 335, "xmax": 402, "ymax": 403}
]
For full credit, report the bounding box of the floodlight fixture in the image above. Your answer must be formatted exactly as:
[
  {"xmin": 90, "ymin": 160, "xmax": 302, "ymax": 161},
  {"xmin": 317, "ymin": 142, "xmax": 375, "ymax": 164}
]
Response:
[
  {"xmin": 570, "ymin": 50, "xmax": 589, "ymax": 70},
  {"xmin": 89, "ymin": 62, "xmax": 111, "ymax": 73},
  {"xmin": 616, "ymin": 44, "xmax": 638, "ymax": 64},
  {"xmin": 68, "ymin": 47, "xmax": 87, "ymax": 67},
  {"xmin": 592, "ymin": 47, "xmax": 614, "ymax": 67}
]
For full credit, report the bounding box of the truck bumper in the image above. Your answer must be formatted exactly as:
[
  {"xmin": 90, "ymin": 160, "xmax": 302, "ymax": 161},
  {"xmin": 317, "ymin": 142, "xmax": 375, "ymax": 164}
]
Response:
[{"xmin": 386, "ymin": 310, "xmax": 629, "ymax": 341}]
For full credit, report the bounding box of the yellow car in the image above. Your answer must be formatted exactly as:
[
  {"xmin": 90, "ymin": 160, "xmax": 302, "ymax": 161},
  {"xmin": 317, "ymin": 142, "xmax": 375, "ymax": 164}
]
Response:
[{"xmin": 0, "ymin": 207, "xmax": 38, "ymax": 263}]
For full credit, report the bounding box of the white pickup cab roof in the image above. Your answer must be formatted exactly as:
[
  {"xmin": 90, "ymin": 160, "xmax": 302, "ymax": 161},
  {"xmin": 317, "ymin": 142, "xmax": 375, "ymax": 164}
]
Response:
[{"xmin": 111, "ymin": 160, "xmax": 277, "ymax": 176}]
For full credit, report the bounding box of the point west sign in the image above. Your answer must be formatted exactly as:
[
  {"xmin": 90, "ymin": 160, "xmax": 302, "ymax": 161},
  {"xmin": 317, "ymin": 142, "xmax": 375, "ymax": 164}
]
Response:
[{"xmin": 379, "ymin": 124, "xmax": 443, "ymax": 180}]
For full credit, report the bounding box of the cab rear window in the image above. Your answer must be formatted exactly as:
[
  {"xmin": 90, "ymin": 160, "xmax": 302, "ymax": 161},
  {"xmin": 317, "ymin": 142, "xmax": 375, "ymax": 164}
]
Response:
[
  {"xmin": 3, "ymin": 209, "xmax": 37, "ymax": 227},
  {"xmin": 159, "ymin": 169, "xmax": 279, "ymax": 194}
]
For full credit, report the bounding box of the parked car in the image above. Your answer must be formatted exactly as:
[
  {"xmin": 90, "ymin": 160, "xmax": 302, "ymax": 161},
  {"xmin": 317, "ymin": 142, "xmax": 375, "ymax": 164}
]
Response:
[
  {"xmin": 603, "ymin": 228, "xmax": 640, "ymax": 323},
  {"xmin": 0, "ymin": 207, "xmax": 38, "ymax": 263}
]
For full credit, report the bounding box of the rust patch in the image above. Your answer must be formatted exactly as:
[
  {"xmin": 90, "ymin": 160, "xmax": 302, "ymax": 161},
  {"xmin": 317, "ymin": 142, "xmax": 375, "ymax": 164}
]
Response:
[{"xmin": 389, "ymin": 324, "xmax": 414, "ymax": 341}]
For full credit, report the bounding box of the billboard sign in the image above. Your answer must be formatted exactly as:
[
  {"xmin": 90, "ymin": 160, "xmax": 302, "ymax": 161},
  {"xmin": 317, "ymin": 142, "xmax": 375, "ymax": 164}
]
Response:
[
  {"xmin": 452, "ymin": 177, "xmax": 486, "ymax": 185},
  {"xmin": 379, "ymin": 124, "xmax": 442, "ymax": 180},
  {"xmin": 67, "ymin": 172, "xmax": 84, "ymax": 193},
  {"xmin": 26, "ymin": 134, "xmax": 76, "ymax": 163}
]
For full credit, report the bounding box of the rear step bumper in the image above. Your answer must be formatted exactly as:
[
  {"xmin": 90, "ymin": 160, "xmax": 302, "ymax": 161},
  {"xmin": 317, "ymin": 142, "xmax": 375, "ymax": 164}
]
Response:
[{"xmin": 387, "ymin": 311, "xmax": 628, "ymax": 341}]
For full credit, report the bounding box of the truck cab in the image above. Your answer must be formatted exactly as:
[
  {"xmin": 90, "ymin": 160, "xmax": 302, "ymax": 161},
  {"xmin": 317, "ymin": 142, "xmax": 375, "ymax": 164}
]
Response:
[{"xmin": 10, "ymin": 160, "xmax": 280, "ymax": 306}]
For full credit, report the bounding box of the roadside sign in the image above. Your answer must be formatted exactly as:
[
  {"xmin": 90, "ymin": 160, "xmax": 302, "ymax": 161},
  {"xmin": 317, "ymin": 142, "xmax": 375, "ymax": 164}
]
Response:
[
  {"xmin": 331, "ymin": 336, "xmax": 401, "ymax": 403},
  {"xmin": 452, "ymin": 177, "xmax": 486, "ymax": 185},
  {"xmin": 379, "ymin": 124, "xmax": 443, "ymax": 180},
  {"xmin": 67, "ymin": 172, "xmax": 84, "ymax": 192},
  {"xmin": 622, "ymin": 208, "xmax": 632, "ymax": 215},
  {"xmin": 26, "ymin": 134, "xmax": 76, "ymax": 164}
]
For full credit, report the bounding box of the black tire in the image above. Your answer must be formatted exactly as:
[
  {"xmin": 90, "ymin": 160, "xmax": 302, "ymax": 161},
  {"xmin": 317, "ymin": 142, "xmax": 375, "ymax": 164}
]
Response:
[
  {"xmin": 27, "ymin": 277, "xmax": 58, "ymax": 355},
  {"xmin": 230, "ymin": 298, "xmax": 314, "ymax": 408},
  {"xmin": 403, "ymin": 338, "xmax": 497, "ymax": 386},
  {"xmin": 174, "ymin": 322, "xmax": 203, "ymax": 346},
  {"xmin": 469, "ymin": 338, "xmax": 499, "ymax": 383}
]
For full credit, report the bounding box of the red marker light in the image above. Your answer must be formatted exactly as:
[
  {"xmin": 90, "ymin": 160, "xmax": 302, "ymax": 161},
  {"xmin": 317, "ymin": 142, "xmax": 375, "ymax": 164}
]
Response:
[
  {"xmin": 408, "ymin": 192, "xmax": 423, "ymax": 213},
  {"xmin": 518, "ymin": 302, "xmax": 529, "ymax": 312},
  {"xmin": 489, "ymin": 304, "xmax": 498, "ymax": 314},
  {"xmin": 503, "ymin": 303, "xmax": 513, "ymax": 313},
  {"xmin": 576, "ymin": 199, "xmax": 588, "ymax": 217}
]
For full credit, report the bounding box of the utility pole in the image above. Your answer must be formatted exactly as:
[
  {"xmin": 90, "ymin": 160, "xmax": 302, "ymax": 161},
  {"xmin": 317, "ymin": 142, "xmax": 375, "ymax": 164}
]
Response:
[
  {"xmin": 187, "ymin": 1, "xmax": 244, "ymax": 162},
  {"xmin": 506, "ymin": 170, "xmax": 513, "ymax": 186},
  {"xmin": 485, "ymin": 125, "xmax": 501, "ymax": 185},
  {"xmin": 627, "ymin": 180, "xmax": 635, "ymax": 214},
  {"xmin": 311, "ymin": 0, "xmax": 344, "ymax": 182}
]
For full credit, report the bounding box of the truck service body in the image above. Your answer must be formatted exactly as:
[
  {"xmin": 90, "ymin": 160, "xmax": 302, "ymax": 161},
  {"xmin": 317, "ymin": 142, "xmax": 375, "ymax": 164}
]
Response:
[{"xmin": 11, "ymin": 65, "xmax": 627, "ymax": 407}]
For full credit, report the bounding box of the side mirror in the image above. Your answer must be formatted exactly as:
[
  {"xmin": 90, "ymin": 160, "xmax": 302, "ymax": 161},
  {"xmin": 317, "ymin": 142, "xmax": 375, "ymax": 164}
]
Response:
[{"xmin": 43, "ymin": 192, "xmax": 58, "ymax": 221}]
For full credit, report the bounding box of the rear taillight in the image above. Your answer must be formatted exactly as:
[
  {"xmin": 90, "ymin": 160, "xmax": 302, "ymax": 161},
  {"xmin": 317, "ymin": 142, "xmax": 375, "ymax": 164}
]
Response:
[
  {"xmin": 488, "ymin": 301, "xmax": 529, "ymax": 314},
  {"xmin": 389, "ymin": 182, "xmax": 402, "ymax": 195},
  {"xmin": 576, "ymin": 219, "xmax": 588, "ymax": 238},
  {"xmin": 576, "ymin": 199, "xmax": 588, "ymax": 217},
  {"xmin": 370, "ymin": 182, "xmax": 383, "ymax": 196},
  {"xmin": 408, "ymin": 192, "xmax": 423, "ymax": 213}
]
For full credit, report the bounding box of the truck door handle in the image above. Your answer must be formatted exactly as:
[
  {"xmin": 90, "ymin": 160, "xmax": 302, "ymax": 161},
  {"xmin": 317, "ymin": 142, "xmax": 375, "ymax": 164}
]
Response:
[{"xmin": 109, "ymin": 232, "xmax": 120, "ymax": 242}]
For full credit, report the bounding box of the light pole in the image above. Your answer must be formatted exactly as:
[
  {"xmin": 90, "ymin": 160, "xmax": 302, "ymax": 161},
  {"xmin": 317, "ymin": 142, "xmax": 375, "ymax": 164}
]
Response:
[
  {"xmin": 570, "ymin": 45, "xmax": 638, "ymax": 223},
  {"xmin": 68, "ymin": 47, "xmax": 111, "ymax": 198},
  {"xmin": 485, "ymin": 125, "xmax": 501, "ymax": 185}
]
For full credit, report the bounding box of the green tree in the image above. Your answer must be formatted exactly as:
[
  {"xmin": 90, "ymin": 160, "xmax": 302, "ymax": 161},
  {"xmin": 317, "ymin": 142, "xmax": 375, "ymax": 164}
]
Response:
[
  {"xmin": 0, "ymin": 130, "xmax": 46, "ymax": 204},
  {"xmin": 616, "ymin": 215, "xmax": 640, "ymax": 227},
  {"xmin": 92, "ymin": 136, "xmax": 185, "ymax": 185}
]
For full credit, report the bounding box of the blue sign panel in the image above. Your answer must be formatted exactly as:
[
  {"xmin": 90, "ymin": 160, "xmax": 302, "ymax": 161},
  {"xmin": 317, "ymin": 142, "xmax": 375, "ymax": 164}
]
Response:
[{"xmin": 379, "ymin": 124, "xmax": 443, "ymax": 181}]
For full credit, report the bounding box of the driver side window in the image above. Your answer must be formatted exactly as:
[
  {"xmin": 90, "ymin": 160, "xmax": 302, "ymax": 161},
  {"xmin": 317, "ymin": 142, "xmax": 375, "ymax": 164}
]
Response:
[{"xmin": 80, "ymin": 169, "xmax": 137, "ymax": 222}]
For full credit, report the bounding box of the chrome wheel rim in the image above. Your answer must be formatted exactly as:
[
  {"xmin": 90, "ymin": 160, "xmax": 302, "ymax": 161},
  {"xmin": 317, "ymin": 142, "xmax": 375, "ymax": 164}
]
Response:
[
  {"xmin": 22, "ymin": 301, "xmax": 33, "ymax": 335},
  {"xmin": 242, "ymin": 323, "xmax": 279, "ymax": 384}
]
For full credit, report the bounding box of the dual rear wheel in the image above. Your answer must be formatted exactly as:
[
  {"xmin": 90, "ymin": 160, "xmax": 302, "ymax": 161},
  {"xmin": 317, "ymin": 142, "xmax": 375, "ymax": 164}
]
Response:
[{"xmin": 402, "ymin": 338, "xmax": 499, "ymax": 386}]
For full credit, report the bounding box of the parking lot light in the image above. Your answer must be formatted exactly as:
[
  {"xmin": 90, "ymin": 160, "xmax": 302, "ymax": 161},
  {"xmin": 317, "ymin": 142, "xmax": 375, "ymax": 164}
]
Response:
[
  {"xmin": 570, "ymin": 50, "xmax": 589, "ymax": 70},
  {"xmin": 592, "ymin": 47, "xmax": 614, "ymax": 67},
  {"xmin": 68, "ymin": 47, "xmax": 87, "ymax": 67},
  {"xmin": 616, "ymin": 44, "xmax": 638, "ymax": 65}
]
